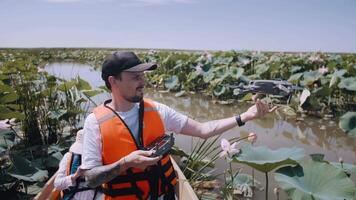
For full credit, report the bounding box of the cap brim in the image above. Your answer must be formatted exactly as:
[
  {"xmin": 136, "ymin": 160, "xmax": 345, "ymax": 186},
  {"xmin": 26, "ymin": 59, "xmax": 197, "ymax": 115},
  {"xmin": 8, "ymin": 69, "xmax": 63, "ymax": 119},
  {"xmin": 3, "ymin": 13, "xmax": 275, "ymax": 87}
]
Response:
[
  {"xmin": 124, "ymin": 62, "xmax": 157, "ymax": 72},
  {"xmin": 69, "ymin": 142, "xmax": 83, "ymax": 154}
]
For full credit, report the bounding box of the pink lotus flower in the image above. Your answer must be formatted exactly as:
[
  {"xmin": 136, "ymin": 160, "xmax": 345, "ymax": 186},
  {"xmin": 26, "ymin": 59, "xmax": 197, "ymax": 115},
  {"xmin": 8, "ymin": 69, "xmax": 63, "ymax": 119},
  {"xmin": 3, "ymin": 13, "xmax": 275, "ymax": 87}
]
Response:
[
  {"xmin": 247, "ymin": 132, "xmax": 257, "ymax": 144},
  {"xmin": 318, "ymin": 66, "xmax": 328, "ymax": 75},
  {"xmin": 220, "ymin": 138, "xmax": 240, "ymax": 158},
  {"xmin": 0, "ymin": 119, "xmax": 11, "ymax": 131}
]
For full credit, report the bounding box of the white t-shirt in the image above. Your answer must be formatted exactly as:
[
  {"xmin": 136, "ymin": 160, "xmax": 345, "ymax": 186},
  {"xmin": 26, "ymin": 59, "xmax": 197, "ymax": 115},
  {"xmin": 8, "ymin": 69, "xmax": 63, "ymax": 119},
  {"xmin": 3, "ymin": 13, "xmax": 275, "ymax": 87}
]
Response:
[{"xmin": 81, "ymin": 100, "xmax": 188, "ymax": 170}]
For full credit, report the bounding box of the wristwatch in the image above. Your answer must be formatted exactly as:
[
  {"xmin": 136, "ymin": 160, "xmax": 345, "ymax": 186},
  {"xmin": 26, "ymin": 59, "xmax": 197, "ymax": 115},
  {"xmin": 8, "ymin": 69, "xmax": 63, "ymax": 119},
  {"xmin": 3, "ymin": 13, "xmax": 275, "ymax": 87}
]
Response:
[{"xmin": 235, "ymin": 114, "xmax": 245, "ymax": 126}]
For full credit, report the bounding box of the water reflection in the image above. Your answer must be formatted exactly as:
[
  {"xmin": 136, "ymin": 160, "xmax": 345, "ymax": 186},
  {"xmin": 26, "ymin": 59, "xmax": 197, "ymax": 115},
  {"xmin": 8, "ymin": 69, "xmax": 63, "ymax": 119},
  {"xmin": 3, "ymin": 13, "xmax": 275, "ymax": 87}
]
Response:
[{"xmin": 45, "ymin": 62, "xmax": 356, "ymax": 199}]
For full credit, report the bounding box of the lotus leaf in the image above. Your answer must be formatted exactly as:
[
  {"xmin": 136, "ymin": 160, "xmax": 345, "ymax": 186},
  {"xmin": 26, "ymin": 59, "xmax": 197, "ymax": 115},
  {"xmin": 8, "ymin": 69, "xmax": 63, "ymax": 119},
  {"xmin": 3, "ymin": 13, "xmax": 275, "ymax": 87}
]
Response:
[
  {"xmin": 338, "ymin": 77, "xmax": 356, "ymax": 91},
  {"xmin": 230, "ymin": 67, "xmax": 244, "ymax": 80},
  {"xmin": 339, "ymin": 112, "xmax": 356, "ymax": 136},
  {"xmin": 8, "ymin": 154, "xmax": 48, "ymax": 182},
  {"xmin": 76, "ymin": 77, "xmax": 92, "ymax": 90},
  {"xmin": 0, "ymin": 129, "xmax": 15, "ymax": 153},
  {"xmin": 232, "ymin": 144, "xmax": 304, "ymax": 173},
  {"xmin": 288, "ymin": 73, "xmax": 303, "ymax": 84},
  {"xmin": 164, "ymin": 75, "xmax": 179, "ymax": 90},
  {"xmin": 82, "ymin": 89, "xmax": 102, "ymax": 97},
  {"xmin": 301, "ymin": 71, "xmax": 321, "ymax": 86},
  {"xmin": 275, "ymin": 159, "xmax": 355, "ymax": 200},
  {"xmin": 213, "ymin": 85, "xmax": 226, "ymax": 96}
]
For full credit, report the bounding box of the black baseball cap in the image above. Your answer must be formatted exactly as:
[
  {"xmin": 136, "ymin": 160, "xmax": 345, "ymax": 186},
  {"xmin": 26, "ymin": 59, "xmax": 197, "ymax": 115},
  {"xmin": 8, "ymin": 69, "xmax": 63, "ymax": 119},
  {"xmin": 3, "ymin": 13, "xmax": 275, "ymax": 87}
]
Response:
[{"xmin": 101, "ymin": 51, "xmax": 157, "ymax": 81}]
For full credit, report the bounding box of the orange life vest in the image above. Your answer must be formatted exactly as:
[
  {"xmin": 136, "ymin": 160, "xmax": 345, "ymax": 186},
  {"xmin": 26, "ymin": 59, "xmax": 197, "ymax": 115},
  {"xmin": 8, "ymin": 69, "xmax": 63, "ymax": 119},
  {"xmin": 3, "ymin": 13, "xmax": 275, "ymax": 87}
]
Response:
[{"xmin": 93, "ymin": 98, "xmax": 177, "ymax": 200}]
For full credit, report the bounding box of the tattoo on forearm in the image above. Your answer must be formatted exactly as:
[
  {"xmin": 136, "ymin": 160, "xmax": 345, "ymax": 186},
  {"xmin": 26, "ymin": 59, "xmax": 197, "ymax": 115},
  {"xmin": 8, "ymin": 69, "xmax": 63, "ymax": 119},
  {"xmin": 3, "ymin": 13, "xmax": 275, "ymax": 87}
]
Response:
[
  {"xmin": 203, "ymin": 118, "xmax": 236, "ymax": 138},
  {"xmin": 207, "ymin": 120, "xmax": 219, "ymax": 134},
  {"xmin": 84, "ymin": 162, "xmax": 121, "ymax": 188}
]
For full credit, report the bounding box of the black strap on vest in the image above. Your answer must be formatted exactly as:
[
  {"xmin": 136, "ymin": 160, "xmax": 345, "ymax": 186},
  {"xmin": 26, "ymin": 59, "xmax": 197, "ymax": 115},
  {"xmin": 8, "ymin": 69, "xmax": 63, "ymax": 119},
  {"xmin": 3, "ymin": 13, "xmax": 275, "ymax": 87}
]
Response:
[
  {"xmin": 157, "ymin": 160, "xmax": 175, "ymax": 200},
  {"xmin": 146, "ymin": 166, "xmax": 159, "ymax": 200},
  {"xmin": 138, "ymin": 100, "xmax": 144, "ymax": 148},
  {"xmin": 102, "ymin": 168, "xmax": 144, "ymax": 199}
]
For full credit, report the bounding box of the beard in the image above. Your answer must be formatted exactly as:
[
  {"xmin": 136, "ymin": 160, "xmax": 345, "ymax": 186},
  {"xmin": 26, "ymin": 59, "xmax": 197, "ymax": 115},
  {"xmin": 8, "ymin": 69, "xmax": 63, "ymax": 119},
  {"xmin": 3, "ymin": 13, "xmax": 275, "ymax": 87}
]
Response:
[
  {"xmin": 124, "ymin": 88, "xmax": 144, "ymax": 103},
  {"xmin": 125, "ymin": 95, "xmax": 143, "ymax": 103}
]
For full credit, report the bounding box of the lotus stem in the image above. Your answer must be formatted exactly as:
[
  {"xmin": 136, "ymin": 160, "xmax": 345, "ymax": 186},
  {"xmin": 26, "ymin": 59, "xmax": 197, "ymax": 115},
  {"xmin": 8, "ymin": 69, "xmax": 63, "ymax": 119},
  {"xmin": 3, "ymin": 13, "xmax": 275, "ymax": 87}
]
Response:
[
  {"xmin": 265, "ymin": 172, "xmax": 269, "ymax": 200},
  {"xmin": 228, "ymin": 156, "xmax": 234, "ymax": 186},
  {"xmin": 252, "ymin": 168, "xmax": 255, "ymax": 188}
]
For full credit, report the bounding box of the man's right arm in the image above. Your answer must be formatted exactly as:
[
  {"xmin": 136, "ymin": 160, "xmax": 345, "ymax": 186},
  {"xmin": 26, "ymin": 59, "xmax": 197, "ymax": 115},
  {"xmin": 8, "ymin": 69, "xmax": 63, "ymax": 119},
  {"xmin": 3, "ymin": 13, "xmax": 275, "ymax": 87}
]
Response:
[
  {"xmin": 82, "ymin": 113, "xmax": 121, "ymax": 188},
  {"xmin": 84, "ymin": 158, "xmax": 126, "ymax": 188},
  {"xmin": 84, "ymin": 150, "xmax": 160, "ymax": 188}
]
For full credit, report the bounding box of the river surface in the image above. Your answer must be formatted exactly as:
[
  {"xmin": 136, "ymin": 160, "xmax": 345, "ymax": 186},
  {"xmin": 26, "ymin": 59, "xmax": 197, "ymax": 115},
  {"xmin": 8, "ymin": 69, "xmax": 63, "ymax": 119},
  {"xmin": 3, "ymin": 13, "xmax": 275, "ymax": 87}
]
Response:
[{"xmin": 45, "ymin": 62, "xmax": 356, "ymax": 199}]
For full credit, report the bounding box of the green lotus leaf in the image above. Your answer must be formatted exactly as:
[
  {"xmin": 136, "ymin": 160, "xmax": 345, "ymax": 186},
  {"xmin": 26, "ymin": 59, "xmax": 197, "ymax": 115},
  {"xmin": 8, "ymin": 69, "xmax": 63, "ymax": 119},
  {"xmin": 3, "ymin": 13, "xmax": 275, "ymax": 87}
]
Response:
[
  {"xmin": 312, "ymin": 86, "xmax": 331, "ymax": 97},
  {"xmin": 213, "ymin": 85, "xmax": 226, "ymax": 96},
  {"xmin": 57, "ymin": 80, "xmax": 76, "ymax": 91},
  {"xmin": 333, "ymin": 69, "xmax": 347, "ymax": 77},
  {"xmin": 203, "ymin": 71, "xmax": 215, "ymax": 83},
  {"xmin": 201, "ymin": 63, "xmax": 212, "ymax": 73},
  {"xmin": 46, "ymin": 151, "xmax": 64, "ymax": 168},
  {"xmin": 309, "ymin": 154, "xmax": 356, "ymax": 175},
  {"xmin": 301, "ymin": 71, "xmax": 322, "ymax": 86},
  {"xmin": 0, "ymin": 108, "xmax": 25, "ymax": 120},
  {"xmin": 213, "ymin": 66, "xmax": 229, "ymax": 80},
  {"xmin": 76, "ymin": 77, "xmax": 92, "ymax": 90},
  {"xmin": 99, "ymin": 85, "xmax": 110, "ymax": 93},
  {"xmin": 0, "ymin": 91, "xmax": 18, "ymax": 103},
  {"xmin": 8, "ymin": 154, "xmax": 48, "ymax": 182},
  {"xmin": 221, "ymin": 57, "xmax": 234, "ymax": 65},
  {"xmin": 27, "ymin": 182, "xmax": 45, "ymax": 195},
  {"xmin": 0, "ymin": 129, "xmax": 15, "ymax": 153},
  {"xmin": 291, "ymin": 66, "xmax": 302, "ymax": 73},
  {"xmin": 338, "ymin": 77, "xmax": 356, "ymax": 91},
  {"xmin": 330, "ymin": 162, "xmax": 356, "ymax": 174},
  {"xmin": 82, "ymin": 89, "xmax": 102, "ymax": 97},
  {"xmin": 47, "ymin": 109, "xmax": 67, "ymax": 120},
  {"xmin": 164, "ymin": 75, "xmax": 179, "ymax": 90},
  {"xmin": 339, "ymin": 112, "xmax": 356, "ymax": 136},
  {"xmin": 288, "ymin": 73, "xmax": 303, "ymax": 84},
  {"xmin": 275, "ymin": 159, "xmax": 355, "ymax": 200},
  {"xmin": 255, "ymin": 64, "xmax": 269, "ymax": 76},
  {"xmin": 232, "ymin": 144, "xmax": 304, "ymax": 173},
  {"xmin": 230, "ymin": 67, "xmax": 244, "ymax": 80},
  {"xmin": 329, "ymin": 69, "xmax": 346, "ymax": 88}
]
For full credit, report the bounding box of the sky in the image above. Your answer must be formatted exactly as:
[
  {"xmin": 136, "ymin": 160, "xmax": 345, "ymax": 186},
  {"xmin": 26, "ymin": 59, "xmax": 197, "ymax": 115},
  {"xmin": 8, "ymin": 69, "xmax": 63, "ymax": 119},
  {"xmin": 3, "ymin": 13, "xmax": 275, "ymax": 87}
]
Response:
[{"xmin": 0, "ymin": 0, "xmax": 356, "ymax": 52}]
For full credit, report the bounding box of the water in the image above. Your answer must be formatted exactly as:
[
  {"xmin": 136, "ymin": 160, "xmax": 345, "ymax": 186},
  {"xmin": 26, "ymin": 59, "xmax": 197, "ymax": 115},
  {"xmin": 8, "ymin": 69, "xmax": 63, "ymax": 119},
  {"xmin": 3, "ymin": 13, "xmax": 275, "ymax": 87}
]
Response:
[{"xmin": 45, "ymin": 62, "xmax": 356, "ymax": 199}]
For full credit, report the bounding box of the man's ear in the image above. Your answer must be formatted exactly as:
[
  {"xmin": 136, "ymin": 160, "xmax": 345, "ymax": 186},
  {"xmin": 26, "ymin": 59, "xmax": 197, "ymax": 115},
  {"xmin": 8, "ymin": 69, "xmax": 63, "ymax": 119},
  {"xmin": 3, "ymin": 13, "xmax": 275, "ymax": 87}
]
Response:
[{"xmin": 108, "ymin": 76, "xmax": 116, "ymax": 88}]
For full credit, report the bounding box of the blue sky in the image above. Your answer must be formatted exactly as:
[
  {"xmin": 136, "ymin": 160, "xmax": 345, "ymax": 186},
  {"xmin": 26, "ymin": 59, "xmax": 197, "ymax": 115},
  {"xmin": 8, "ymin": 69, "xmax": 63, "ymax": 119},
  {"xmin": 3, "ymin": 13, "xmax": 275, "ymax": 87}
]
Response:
[{"xmin": 1, "ymin": 0, "xmax": 355, "ymax": 52}]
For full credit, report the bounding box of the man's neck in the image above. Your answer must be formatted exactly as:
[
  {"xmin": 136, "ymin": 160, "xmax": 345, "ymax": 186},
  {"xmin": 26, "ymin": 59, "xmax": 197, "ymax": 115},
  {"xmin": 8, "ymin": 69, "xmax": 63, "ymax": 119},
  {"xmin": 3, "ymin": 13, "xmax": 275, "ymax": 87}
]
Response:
[{"xmin": 110, "ymin": 96, "xmax": 135, "ymax": 112}]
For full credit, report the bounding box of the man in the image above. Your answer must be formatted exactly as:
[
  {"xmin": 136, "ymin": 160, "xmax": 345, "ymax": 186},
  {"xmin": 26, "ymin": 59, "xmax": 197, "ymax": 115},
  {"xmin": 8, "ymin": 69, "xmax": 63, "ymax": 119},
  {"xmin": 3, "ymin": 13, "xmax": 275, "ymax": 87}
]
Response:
[{"xmin": 82, "ymin": 51, "xmax": 275, "ymax": 200}]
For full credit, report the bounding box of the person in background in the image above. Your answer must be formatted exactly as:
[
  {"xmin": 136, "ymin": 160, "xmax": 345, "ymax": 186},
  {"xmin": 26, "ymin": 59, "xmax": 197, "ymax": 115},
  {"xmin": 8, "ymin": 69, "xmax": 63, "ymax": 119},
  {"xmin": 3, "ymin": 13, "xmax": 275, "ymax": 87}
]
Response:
[{"xmin": 54, "ymin": 130, "xmax": 99, "ymax": 200}]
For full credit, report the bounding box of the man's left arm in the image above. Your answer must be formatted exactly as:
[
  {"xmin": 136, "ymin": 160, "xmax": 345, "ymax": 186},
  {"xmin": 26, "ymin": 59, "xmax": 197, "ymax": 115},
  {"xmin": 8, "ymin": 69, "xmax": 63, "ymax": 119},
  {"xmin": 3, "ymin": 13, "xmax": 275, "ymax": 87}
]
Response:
[{"xmin": 180, "ymin": 99, "xmax": 276, "ymax": 139}]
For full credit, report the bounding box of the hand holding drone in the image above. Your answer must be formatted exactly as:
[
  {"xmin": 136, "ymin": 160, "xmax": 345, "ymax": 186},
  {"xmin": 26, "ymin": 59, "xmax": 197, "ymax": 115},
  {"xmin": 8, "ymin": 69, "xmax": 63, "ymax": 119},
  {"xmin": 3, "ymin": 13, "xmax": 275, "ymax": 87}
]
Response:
[
  {"xmin": 228, "ymin": 80, "xmax": 302, "ymax": 104},
  {"xmin": 144, "ymin": 133, "xmax": 175, "ymax": 157}
]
